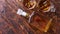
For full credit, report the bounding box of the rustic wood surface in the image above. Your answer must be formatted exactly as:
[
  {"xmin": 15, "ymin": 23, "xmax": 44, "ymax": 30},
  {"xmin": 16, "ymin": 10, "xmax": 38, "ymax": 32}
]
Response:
[{"xmin": 0, "ymin": 0, "xmax": 60, "ymax": 34}]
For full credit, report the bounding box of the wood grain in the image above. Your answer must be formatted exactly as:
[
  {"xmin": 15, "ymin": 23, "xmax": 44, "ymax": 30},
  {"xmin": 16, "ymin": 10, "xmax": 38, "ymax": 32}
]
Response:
[{"xmin": 0, "ymin": 0, "xmax": 59, "ymax": 34}]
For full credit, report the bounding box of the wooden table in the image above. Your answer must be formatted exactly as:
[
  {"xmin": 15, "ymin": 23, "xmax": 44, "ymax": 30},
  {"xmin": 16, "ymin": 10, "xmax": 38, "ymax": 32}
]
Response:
[{"xmin": 0, "ymin": 0, "xmax": 60, "ymax": 34}]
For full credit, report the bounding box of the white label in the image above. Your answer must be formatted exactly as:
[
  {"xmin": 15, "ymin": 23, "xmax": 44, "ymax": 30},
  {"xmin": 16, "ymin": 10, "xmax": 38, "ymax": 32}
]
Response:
[{"xmin": 17, "ymin": 9, "xmax": 27, "ymax": 16}]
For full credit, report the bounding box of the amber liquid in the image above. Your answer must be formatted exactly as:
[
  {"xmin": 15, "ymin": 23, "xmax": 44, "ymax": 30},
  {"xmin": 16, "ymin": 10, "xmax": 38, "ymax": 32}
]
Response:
[{"xmin": 38, "ymin": 0, "xmax": 51, "ymax": 12}]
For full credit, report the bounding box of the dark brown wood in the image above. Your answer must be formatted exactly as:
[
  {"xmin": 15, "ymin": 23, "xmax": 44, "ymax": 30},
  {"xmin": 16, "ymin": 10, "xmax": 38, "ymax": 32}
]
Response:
[{"xmin": 0, "ymin": 0, "xmax": 59, "ymax": 34}]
